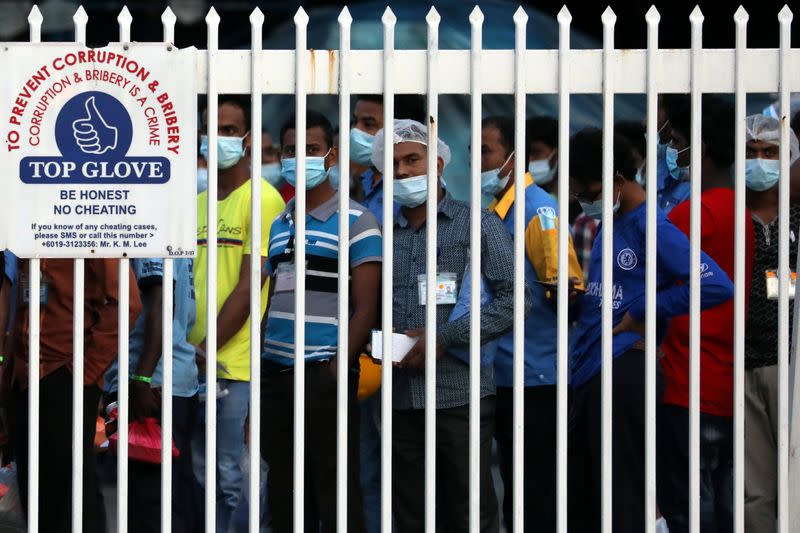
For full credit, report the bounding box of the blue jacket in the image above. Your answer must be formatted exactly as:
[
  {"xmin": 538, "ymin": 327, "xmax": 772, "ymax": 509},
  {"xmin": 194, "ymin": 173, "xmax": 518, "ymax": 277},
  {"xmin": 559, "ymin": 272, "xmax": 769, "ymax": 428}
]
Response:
[
  {"xmin": 571, "ymin": 203, "xmax": 734, "ymax": 387},
  {"xmin": 490, "ymin": 176, "xmax": 584, "ymax": 387},
  {"xmin": 360, "ymin": 170, "xmax": 400, "ymax": 226}
]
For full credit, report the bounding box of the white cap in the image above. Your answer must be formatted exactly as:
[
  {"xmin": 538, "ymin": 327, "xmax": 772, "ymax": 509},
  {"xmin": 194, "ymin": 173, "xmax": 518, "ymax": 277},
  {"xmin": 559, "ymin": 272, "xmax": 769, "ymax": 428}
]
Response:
[
  {"xmin": 746, "ymin": 113, "xmax": 799, "ymax": 164},
  {"xmin": 370, "ymin": 118, "xmax": 452, "ymax": 174}
]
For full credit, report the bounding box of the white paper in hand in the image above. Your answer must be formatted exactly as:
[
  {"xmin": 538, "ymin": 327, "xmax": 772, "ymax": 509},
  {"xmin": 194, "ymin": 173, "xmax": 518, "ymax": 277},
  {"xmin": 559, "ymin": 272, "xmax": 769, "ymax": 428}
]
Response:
[{"xmin": 370, "ymin": 330, "xmax": 419, "ymax": 363}]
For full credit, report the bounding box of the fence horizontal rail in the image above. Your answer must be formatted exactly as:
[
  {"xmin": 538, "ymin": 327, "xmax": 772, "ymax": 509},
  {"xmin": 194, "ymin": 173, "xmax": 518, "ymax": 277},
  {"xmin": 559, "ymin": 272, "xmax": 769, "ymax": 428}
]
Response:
[{"xmin": 159, "ymin": 48, "xmax": 800, "ymax": 95}]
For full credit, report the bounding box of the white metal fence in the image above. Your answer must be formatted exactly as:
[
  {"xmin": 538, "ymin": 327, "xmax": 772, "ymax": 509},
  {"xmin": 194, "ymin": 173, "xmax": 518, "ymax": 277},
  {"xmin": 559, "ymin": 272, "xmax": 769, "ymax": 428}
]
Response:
[{"xmin": 8, "ymin": 3, "xmax": 800, "ymax": 533}]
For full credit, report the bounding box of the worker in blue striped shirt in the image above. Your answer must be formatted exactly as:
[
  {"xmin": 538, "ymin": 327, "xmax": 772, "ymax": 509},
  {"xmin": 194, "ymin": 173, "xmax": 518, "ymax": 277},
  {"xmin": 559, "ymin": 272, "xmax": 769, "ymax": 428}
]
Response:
[{"xmin": 260, "ymin": 110, "xmax": 382, "ymax": 533}]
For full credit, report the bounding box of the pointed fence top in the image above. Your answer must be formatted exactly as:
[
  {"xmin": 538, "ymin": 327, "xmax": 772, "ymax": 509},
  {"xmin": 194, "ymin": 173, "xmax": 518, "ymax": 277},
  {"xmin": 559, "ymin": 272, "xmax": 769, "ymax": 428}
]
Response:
[
  {"xmin": 294, "ymin": 7, "xmax": 309, "ymax": 25},
  {"xmin": 601, "ymin": 6, "xmax": 617, "ymax": 25},
  {"xmin": 778, "ymin": 5, "xmax": 793, "ymax": 24},
  {"xmin": 382, "ymin": 7, "xmax": 397, "ymax": 24},
  {"xmin": 513, "ymin": 6, "xmax": 528, "ymax": 25},
  {"xmin": 117, "ymin": 5, "xmax": 132, "ymax": 24},
  {"xmin": 469, "ymin": 6, "xmax": 484, "ymax": 25},
  {"xmin": 205, "ymin": 7, "xmax": 220, "ymax": 25},
  {"xmin": 162, "ymin": 6, "xmax": 177, "ymax": 25},
  {"xmin": 645, "ymin": 5, "xmax": 661, "ymax": 24},
  {"xmin": 249, "ymin": 7, "xmax": 264, "ymax": 24},
  {"xmin": 73, "ymin": 5, "xmax": 88, "ymax": 24},
  {"xmin": 557, "ymin": 6, "xmax": 572, "ymax": 24},
  {"xmin": 733, "ymin": 5, "xmax": 749, "ymax": 24},
  {"xmin": 689, "ymin": 5, "xmax": 705, "ymax": 24},
  {"xmin": 338, "ymin": 6, "xmax": 352, "ymax": 25},
  {"xmin": 426, "ymin": 7, "xmax": 441, "ymax": 25},
  {"xmin": 28, "ymin": 4, "xmax": 43, "ymax": 24}
]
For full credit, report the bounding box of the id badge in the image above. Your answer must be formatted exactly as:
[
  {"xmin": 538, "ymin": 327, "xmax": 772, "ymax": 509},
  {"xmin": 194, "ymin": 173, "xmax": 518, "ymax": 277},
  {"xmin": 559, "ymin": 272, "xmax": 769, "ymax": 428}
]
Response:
[
  {"xmin": 274, "ymin": 263, "xmax": 296, "ymax": 294},
  {"xmin": 417, "ymin": 273, "xmax": 457, "ymax": 306},
  {"xmin": 22, "ymin": 280, "xmax": 48, "ymax": 305},
  {"xmin": 765, "ymin": 270, "xmax": 796, "ymax": 300}
]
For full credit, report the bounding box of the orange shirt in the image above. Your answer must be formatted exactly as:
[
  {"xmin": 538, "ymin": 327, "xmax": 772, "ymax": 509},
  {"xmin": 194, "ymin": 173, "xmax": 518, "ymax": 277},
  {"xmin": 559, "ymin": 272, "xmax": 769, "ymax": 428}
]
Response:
[{"xmin": 9, "ymin": 258, "xmax": 141, "ymax": 388}]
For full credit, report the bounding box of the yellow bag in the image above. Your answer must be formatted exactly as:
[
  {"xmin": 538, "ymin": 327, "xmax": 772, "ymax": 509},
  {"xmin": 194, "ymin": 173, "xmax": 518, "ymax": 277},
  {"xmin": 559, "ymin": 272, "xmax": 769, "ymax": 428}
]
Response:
[{"xmin": 358, "ymin": 354, "xmax": 382, "ymax": 401}]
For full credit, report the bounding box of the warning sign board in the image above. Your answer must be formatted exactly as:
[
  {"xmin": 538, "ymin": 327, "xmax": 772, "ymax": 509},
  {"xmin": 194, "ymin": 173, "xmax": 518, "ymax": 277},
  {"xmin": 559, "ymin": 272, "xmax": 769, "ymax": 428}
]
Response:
[{"xmin": 0, "ymin": 43, "xmax": 197, "ymax": 258}]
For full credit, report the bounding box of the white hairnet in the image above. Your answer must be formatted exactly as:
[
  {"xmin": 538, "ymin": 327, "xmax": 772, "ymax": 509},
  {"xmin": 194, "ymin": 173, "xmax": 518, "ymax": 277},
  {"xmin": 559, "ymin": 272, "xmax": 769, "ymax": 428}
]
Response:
[
  {"xmin": 370, "ymin": 118, "xmax": 452, "ymax": 174},
  {"xmin": 746, "ymin": 113, "xmax": 800, "ymax": 164}
]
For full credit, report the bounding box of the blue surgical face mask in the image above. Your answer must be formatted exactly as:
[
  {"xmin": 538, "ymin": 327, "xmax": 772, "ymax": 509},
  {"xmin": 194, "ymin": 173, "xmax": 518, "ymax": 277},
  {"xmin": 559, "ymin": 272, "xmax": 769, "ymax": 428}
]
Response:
[
  {"xmin": 197, "ymin": 167, "xmax": 208, "ymax": 193},
  {"xmin": 657, "ymin": 141, "xmax": 669, "ymax": 160},
  {"xmin": 529, "ymin": 158, "xmax": 556, "ymax": 185},
  {"xmin": 281, "ymin": 149, "xmax": 331, "ymax": 189},
  {"xmin": 394, "ymin": 174, "xmax": 429, "ymax": 208},
  {"xmin": 261, "ymin": 162, "xmax": 282, "ymax": 187},
  {"xmin": 665, "ymin": 145, "xmax": 690, "ymax": 181},
  {"xmin": 327, "ymin": 165, "xmax": 341, "ymax": 189},
  {"xmin": 481, "ymin": 152, "xmax": 514, "ymax": 196},
  {"xmin": 745, "ymin": 158, "xmax": 780, "ymax": 191},
  {"xmin": 200, "ymin": 134, "xmax": 248, "ymax": 170},
  {"xmin": 350, "ymin": 128, "xmax": 375, "ymax": 166},
  {"xmin": 579, "ymin": 190, "xmax": 621, "ymax": 220},
  {"xmin": 635, "ymin": 164, "xmax": 645, "ymax": 186}
]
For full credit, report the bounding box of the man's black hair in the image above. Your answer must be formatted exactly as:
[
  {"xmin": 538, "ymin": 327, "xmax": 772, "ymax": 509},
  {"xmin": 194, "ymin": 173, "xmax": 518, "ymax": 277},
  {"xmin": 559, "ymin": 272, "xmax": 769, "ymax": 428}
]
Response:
[
  {"xmin": 615, "ymin": 121, "xmax": 646, "ymax": 159},
  {"xmin": 354, "ymin": 94, "xmax": 383, "ymax": 105},
  {"xmin": 670, "ymin": 94, "xmax": 735, "ymax": 169},
  {"xmin": 353, "ymin": 94, "xmax": 426, "ymax": 124},
  {"xmin": 201, "ymin": 94, "xmax": 252, "ymax": 130},
  {"xmin": 279, "ymin": 110, "xmax": 334, "ymax": 150},
  {"xmin": 660, "ymin": 94, "xmax": 686, "ymax": 123},
  {"xmin": 569, "ymin": 128, "xmax": 637, "ymax": 186},
  {"xmin": 482, "ymin": 116, "xmax": 515, "ymax": 158},
  {"xmin": 525, "ymin": 116, "xmax": 558, "ymax": 164}
]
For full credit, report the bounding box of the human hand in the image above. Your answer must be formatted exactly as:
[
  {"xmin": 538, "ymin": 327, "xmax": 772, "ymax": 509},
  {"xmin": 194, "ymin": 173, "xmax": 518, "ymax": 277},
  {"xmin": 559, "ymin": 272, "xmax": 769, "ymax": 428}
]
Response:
[
  {"xmin": 398, "ymin": 329, "xmax": 443, "ymax": 370},
  {"xmin": 612, "ymin": 312, "xmax": 646, "ymax": 338},
  {"xmin": 129, "ymin": 380, "xmax": 160, "ymax": 422}
]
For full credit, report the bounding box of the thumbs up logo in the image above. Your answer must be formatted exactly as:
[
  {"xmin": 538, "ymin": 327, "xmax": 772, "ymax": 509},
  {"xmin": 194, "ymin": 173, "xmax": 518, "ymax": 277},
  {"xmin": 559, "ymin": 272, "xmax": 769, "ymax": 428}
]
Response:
[
  {"xmin": 21, "ymin": 90, "xmax": 171, "ymax": 185},
  {"xmin": 72, "ymin": 95, "xmax": 118, "ymax": 155}
]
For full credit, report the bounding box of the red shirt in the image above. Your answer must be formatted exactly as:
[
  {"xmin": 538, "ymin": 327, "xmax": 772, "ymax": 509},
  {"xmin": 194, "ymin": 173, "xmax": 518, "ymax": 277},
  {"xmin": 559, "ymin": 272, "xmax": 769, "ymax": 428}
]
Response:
[{"xmin": 660, "ymin": 188, "xmax": 754, "ymax": 416}]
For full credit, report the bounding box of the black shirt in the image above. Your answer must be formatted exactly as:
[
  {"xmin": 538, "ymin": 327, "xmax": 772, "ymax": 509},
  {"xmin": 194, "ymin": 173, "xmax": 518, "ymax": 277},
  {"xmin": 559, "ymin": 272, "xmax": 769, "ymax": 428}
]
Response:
[{"xmin": 745, "ymin": 205, "xmax": 800, "ymax": 369}]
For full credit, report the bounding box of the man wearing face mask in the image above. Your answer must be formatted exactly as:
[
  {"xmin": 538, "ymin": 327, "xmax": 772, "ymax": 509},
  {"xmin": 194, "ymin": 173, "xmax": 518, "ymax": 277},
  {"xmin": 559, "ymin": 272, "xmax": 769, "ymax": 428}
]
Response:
[
  {"xmin": 567, "ymin": 129, "xmax": 733, "ymax": 533},
  {"xmin": 742, "ymin": 114, "xmax": 800, "ymax": 533},
  {"xmin": 572, "ymin": 122, "xmax": 647, "ymax": 278},
  {"xmin": 657, "ymin": 96, "xmax": 756, "ymax": 533},
  {"xmin": 189, "ymin": 94, "xmax": 286, "ymax": 533},
  {"xmin": 526, "ymin": 116, "xmax": 559, "ymax": 193},
  {"xmin": 659, "ymin": 94, "xmax": 693, "ymax": 214},
  {"xmin": 480, "ymin": 116, "xmax": 583, "ymax": 532},
  {"xmin": 371, "ymin": 119, "xmax": 523, "ymax": 532},
  {"xmin": 350, "ymin": 94, "xmax": 424, "ymax": 225},
  {"xmin": 260, "ymin": 132, "xmax": 283, "ymax": 188},
  {"xmin": 260, "ymin": 110, "xmax": 382, "ymax": 533},
  {"xmin": 350, "ymin": 95, "xmax": 383, "ymax": 199}
]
